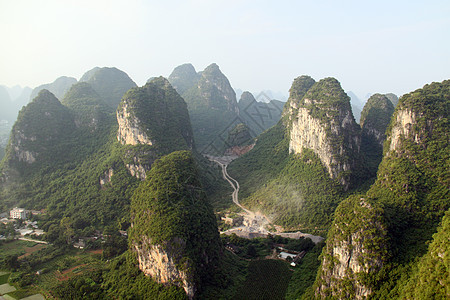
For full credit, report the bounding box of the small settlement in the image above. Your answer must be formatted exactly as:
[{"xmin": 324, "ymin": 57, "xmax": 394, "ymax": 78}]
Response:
[{"xmin": 0, "ymin": 207, "xmax": 45, "ymax": 239}]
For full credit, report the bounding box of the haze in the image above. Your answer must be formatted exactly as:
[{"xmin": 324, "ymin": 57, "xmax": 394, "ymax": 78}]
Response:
[{"xmin": 1, "ymin": 0, "xmax": 449, "ymax": 99}]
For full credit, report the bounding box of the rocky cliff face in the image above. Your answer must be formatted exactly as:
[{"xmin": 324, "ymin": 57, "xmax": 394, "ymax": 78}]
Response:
[
  {"xmin": 129, "ymin": 151, "xmax": 221, "ymax": 299},
  {"xmin": 288, "ymin": 78, "xmax": 361, "ymax": 188},
  {"xmin": 133, "ymin": 237, "xmax": 196, "ymax": 298},
  {"xmin": 117, "ymin": 77, "xmax": 194, "ymax": 179},
  {"xmin": 388, "ymin": 108, "xmax": 418, "ymax": 153},
  {"xmin": 117, "ymin": 102, "xmax": 153, "ymax": 146},
  {"xmin": 282, "ymin": 75, "xmax": 316, "ymax": 122},
  {"xmin": 315, "ymin": 196, "xmax": 388, "ymax": 299},
  {"xmin": 314, "ymin": 80, "xmax": 449, "ymax": 299}
]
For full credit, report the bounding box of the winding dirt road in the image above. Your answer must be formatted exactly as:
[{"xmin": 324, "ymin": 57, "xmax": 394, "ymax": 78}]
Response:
[
  {"xmin": 208, "ymin": 155, "xmax": 325, "ymax": 243},
  {"xmin": 213, "ymin": 159, "xmax": 252, "ymax": 215}
]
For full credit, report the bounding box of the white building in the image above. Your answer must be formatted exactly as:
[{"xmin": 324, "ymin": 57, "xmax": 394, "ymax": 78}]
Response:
[{"xmin": 10, "ymin": 207, "xmax": 27, "ymax": 219}]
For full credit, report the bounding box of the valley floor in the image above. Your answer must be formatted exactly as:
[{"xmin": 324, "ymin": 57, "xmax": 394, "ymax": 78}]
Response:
[{"xmin": 208, "ymin": 155, "xmax": 324, "ymax": 244}]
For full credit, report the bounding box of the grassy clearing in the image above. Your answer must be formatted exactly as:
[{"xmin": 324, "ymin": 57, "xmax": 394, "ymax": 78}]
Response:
[{"xmin": 234, "ymin": 259, "xmax": 292, "ymax": 300}]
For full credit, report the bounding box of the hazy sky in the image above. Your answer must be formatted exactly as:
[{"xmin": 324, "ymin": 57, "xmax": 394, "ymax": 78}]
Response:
[{"xmin": 1, "ymin": 0, "xmax": 449, "ymax": 99}]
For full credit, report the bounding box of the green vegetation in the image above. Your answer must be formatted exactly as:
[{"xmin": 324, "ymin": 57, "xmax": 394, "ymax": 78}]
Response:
[
  {"xmin": 299, "ymin": 78, "xmax": 353, "ymax": 120},
  {"xmin": 119, "ymin": 77, "xmax": 194, "ymax": 154},
  {"xmin": 3, "ymin": 89, "xmax": 75, "ymax": 171},
  {"xmin": 129, "ymin": 150, "xmax": 221, "ymax": 292},
  {"xmin": 314, "ymin": 196, "xmax": 389, "ymax": 299},
  {"xmin": 0, "ymin": 146, "xmax": 4, "ymax": 160},
  {"xmin": 242, "ymin": 149, "xmax": 343, "ymax": 229},
  {"xmin": 360, "ymin": 94, "xmax": 395, "ymax": 135},
  {"xmin": 234, "ymin": 260, "xmax": 292, "ymax": 300},
  {"xmin": 226, "ymin": 123, "xmax": 252, "ymax": 147},
  {"xmin": 61, "ymin": 82, "xmax": 113, "ymax": 130},
  {"xmin": 173, "ymin": 63, "xmax": 240, "ymax": 152},
  {"xmin": 0, "ymin": 86, "xmax": 139, "ymax": 236},
  {"xmin": 238, "ymin": 91, "xmax": 284, "ymax": 136},
  {"xmin": 285, "ymin": 242, "xmax": 324, "ymax": 300},
  {"xmin": 79, "ymin": 66, "xmax": 137, "ymax": 108},
  {"xmin": 55, "ymin": 251, "xmax": 187, "ymax": 300},
  {"xmin": 312, "ymin": 80, "xmax": 449, "ymax": 299},
  {"xmin": 399, "ymin": 210, "xmax": 449, "ymax": 299},
  {"xmin": 283, "ymin": 75, "xmax": 316, "ymax": 116},
  {"xmin": 228, "ymin": 121, "xmax": 344, "ymax": 230},
  {"xmin": 228, "ymin": 122, "xmax": 289, "ymax": 199},
  {"xmin": 29, "ymin": 76, "xmax": 77, "ymax": 101},
  {"xmin": 0, "ymin": 272, "xmax": 10, "ymax": 285},
  {"xmin": 0, "ymin": 240, "xmax": 45, "ymax": 262},
  {"xmin": 385, "ymin": 93, "xmax": 399, "ymax": 107},
  {"xmin": 360, "ymin": 93, "xmax": 395, "ymax": 175},
  {"xmin": 167, "ymin": 63, "xmax": 200, "ymax": 95}
]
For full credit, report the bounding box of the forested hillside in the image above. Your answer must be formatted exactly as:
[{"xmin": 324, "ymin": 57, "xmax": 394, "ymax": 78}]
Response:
[{"xmin": 313, "ymin": 80, "xmax": 450, "ymax": 299}]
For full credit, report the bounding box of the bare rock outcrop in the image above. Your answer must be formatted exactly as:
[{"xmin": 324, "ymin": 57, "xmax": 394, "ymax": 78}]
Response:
[
  {"xmin": 116, "ymin": 77, "xmax": 194, "ymax": 179},
  {"xmin": 288, "ymin": 78, "xmax": 361, "ymax": 188},
  {"xmin": 315, "ymin": 197, "xmax": 388, "ymax": 299}
]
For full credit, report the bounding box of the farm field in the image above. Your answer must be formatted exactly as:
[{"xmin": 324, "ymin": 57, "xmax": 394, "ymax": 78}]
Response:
[
  {"xmin": 234, "ymin": 259, "xmax": 293, "ymax": 300},
  {"xmin": 0, "ymin": 242, "xmax": 103, "ymax": 299},
  {"xmin": 0, "ymin": 240, "xmax": 47, "ymax": 261}
]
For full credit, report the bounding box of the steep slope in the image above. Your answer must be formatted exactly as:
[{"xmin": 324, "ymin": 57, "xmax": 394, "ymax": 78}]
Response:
[
  {"xmin": 0, "ymin": 86, "xmax": 13, "ymax": 122},
  {"xmin": 282, "ymin": 75, "xmax": 316, "ymax": 121},
  {"xmin": 3, "ymin": 89, "xmax": 74, "ymax": 171},
  {"xmin": 347, "ymin": 91, "xmax": 364, "ymax": 123},
  {"xmin": 289, "ymin": 78, "xmax": 362, "ymax": 189},
  {"xmin": 313, "ymin": 80, "xmax": 449, "ymax": 299},
  {"xmin": 385, "ymin": 93, "xmax": 399, "ymax": 106},
  {"xmin": 62, "ymin": 82, "xmax": 113, "ymax": 131},
  {"xmin": 168, "ymin": 63, "xmax": 200, "ymax": 95},
  {"xmin": 0, "ymin": 84, "xmax": 137, "ymax": 233},
  {"xmin": 0, "ymin": 85, "xmax": 32, "ymax": 123},
  {"xmin": 314, "ymin": 196, "xmax": 389, "ymax": 299},
  {"xmin": 400, "ymin": 210, "xmax": 449, "ymax": 299},
  {"xmin": 228, "ymin": 76, "xmax": 352, "ymax": 230},
  {"xmin": 30, "ymin": 76, "xmax": 77, "ymax": 100},
  {"xmin": 238, "ymin": 91, "xmax": 284, "ymax": 136},
  {"xmin": 129, "ymin": 150, "xmax": 221, "ymax": 299},
  {"xmin": 360, "ymin": 94, "xmax": 395, "ymax": 174},
  {"xmin": 80, "ymin": 67, "xmax": 137, "ymax": 108},
  {"xmin": 174, "ymin": 63, "xmax": 239, "ymax": 152},
  {"xmin": 226, "ymin": 123, "xmax": 252, "ymax": 148},
  {"xmin": 360, "ymin": 94, "xmax": 395, "ymax": 146},
  {"xmin": 117, "ymin": 77, "xmax": 194, "ymax": 179}
]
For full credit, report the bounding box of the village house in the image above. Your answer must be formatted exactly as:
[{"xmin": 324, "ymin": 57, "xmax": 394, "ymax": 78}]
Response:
[{"xmin": 10, "ymin": 207, "xmax": 27, "ymax": 219}]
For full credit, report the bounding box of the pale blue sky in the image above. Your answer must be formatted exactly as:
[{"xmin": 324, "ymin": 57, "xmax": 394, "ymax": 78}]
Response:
[{"xmin": 1, "ymin": 0, "xmax": 449, "ymax": 99}]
